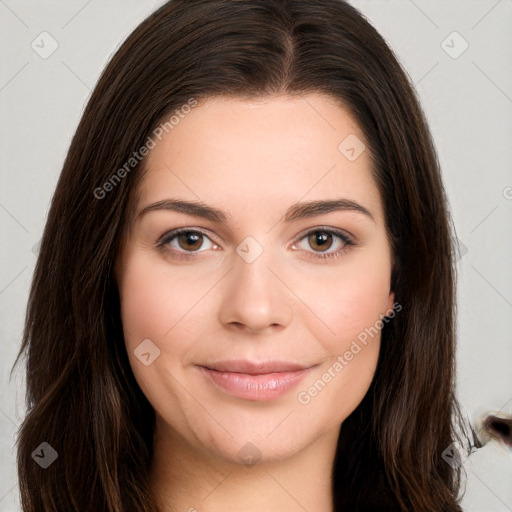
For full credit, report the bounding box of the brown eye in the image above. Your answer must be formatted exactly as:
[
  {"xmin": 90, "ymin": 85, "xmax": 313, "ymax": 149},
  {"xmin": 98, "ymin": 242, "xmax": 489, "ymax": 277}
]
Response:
[
  {"xmin": 160, "ymin": 229, "xmax": 216, "ymax": 254},
  {"xmin": 308, "ymin": 231, "xmax": 333, "ymax": 252},
  {"xmin": 177, "ymin": 231, "xmax": 204, "ymax": 251},
  {"xmin": 158, "ymin": 228, "xmax": 218, "ymax": 259},
  {"xmin": 291, "ymin": 228, "xmax": 353, "ymax": 260}
]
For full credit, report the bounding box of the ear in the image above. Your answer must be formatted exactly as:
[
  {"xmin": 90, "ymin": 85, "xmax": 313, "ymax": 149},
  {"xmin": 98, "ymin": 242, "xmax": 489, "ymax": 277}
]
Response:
[{"xmin": 384, "ymin": 291, "xmax": 395, "ymax": 316}]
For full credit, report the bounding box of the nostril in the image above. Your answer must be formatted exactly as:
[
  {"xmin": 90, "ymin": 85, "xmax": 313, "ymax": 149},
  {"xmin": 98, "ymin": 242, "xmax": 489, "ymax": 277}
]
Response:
[{"xmin": 483, "ymin": 415, "xmax": 512, "ymax": 448}]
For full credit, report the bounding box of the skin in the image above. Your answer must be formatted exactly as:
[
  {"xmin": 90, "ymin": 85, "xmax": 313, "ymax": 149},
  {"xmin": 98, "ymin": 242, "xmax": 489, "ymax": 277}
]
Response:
[{"xmin": 116, "ymin": 93, "xmax": 395, "ymax": 512}]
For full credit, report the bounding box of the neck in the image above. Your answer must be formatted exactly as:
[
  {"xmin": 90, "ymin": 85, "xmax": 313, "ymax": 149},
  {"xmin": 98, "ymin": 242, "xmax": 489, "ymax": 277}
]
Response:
[{"xmin": 149, "ymin": 418, "xmax": 339, "ymax": 512}]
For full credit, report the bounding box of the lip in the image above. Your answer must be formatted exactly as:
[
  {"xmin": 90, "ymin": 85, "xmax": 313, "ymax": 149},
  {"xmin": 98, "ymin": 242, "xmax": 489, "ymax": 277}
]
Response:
[{"xmin": 197, "ymin": 360, "xmax": 315, "ymax": 401}]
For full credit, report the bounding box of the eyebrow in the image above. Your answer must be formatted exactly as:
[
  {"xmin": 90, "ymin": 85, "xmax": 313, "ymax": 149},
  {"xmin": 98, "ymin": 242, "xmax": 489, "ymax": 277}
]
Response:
[
  {"xmin": 284, "ymin": 198, "xmax": 374, "ymax": 223},
  {"xmin": 137, "ymin": 198, "xmax": 374, "ymax": 223}
]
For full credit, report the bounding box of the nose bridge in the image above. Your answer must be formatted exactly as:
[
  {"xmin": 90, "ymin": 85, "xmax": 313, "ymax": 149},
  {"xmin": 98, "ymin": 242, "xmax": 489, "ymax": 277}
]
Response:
[{"xmin": 218, "ymin": 237, "xmax": 292, "ymax": 332}]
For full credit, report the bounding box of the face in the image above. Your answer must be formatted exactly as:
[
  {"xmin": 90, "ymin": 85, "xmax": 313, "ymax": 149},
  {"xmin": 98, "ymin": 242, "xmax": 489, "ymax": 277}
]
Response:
[{"xmin": 116, "ymin": 93, "xmax": 395, "ymax": 465}]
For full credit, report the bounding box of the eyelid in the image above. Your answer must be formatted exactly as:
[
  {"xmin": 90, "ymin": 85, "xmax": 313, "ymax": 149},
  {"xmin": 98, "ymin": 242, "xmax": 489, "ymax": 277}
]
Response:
[
  {"xmin": 291, "ymin": 225, "xmax": 354, "ymax": 246},
  {"xmin": 289, "ymin": 226, "xmax": 355, "ymax": 261},
  {"xmin": 158, "ymin": 226, "xmax": 219, "ymax": 246},
  {"xmin": 157, "ymin": 227, "xmax": 221, "ymax": 260},
  {"xmin": 157, "ymin": 225, "xmax": 355, "ymax": 261}
]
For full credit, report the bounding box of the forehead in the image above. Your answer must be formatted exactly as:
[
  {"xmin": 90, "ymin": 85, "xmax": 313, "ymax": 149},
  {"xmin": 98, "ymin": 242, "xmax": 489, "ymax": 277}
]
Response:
[{"xmin": 137, "ymin": 93, "xmax": 383, "ymax": 221}]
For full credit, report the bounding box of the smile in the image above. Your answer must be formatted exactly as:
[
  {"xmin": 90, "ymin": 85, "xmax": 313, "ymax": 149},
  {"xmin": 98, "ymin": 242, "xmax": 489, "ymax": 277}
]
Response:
[{"xmin": 197, "ymin": 360, "xmax": 316, "ymax": 401}]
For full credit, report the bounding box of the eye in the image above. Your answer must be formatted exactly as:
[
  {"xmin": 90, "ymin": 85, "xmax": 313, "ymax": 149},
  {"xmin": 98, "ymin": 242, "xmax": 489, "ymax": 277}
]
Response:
[
  {"xmin": 158, "ymin": 228, "xmax": 219, "ymax": 255},
  {"xmin": 291, "ymin": 228, "xmax": 354, "ymax": 260}
]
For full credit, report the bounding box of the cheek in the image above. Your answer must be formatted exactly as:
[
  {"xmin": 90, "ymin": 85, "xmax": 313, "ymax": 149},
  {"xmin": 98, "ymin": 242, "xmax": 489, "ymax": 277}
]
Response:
[
  {"xmin": 118, "ymin": 253, "xmax": 214, "ymax": 345},
  {"xmin": 297, "ymin": 253, "xmax": 393, "ymax": 347},
  {"xmin": 291, "ymin": 249, "xmax": 392, "ymax": 416},
  {"xmin": 117, "ymin": 254, "xmax": 213, "ymax": 412},
  {"xmin": 293, "ymin": 263, "xmax": 391, "ymax": 421}
]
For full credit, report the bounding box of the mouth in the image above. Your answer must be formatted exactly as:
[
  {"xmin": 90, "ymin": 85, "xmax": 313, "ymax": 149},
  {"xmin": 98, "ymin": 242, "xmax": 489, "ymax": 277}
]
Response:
[{"xmin": 196, "ymin": 360, "xmax": 316, "ymax": 401}]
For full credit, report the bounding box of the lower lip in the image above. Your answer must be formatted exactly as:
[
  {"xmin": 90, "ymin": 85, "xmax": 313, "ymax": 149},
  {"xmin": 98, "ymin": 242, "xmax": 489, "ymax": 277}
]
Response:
[{"xmin": 198, "ymin": 366, "xmax": 311, "ymax": 401}]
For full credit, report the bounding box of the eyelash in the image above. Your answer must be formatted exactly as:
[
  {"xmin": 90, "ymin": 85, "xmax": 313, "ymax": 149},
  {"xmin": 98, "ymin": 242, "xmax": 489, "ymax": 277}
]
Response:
[
  {"xmin": 156, "ymin": 227, "xmax": 355, "ymax": 261},
  {"xmin": 291, "ymin": 227, "xmax": 354, "ymax": 261}
]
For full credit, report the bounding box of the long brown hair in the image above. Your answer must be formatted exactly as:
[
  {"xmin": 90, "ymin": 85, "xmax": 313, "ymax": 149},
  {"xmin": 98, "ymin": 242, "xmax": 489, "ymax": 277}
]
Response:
[{"xmin": 12, "ymin": 1, "xmax": 477, "ymax": 510}]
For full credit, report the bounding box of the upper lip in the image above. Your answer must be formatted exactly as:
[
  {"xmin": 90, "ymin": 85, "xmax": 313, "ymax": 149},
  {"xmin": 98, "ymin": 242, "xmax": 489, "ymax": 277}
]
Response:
[{"xmin": 201, "ymin": 360, "xmax": 312, "ymax": 375}]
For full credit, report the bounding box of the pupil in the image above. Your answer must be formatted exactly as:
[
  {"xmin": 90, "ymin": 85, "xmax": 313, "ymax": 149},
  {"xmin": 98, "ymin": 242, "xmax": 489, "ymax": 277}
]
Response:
[{"xmin": 179, "ymin": 232, "xmax": 202, "ymax": 251}]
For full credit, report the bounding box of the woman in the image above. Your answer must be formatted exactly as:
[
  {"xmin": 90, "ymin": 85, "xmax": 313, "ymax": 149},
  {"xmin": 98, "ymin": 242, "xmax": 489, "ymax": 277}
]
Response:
[{"xmin": 12, "ymin": 0, "xmax": 477, "ymax": 510}]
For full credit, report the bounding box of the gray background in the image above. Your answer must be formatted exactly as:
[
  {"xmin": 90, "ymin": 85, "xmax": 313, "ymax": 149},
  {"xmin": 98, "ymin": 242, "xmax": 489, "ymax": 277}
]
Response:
[{"xmin": 1, "ymin": 1, "xmax": 511, "ymax": 510}]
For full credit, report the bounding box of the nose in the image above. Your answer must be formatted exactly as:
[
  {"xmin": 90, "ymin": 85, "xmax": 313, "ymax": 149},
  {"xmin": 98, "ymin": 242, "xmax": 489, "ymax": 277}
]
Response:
[{"xmin": 217, "ymin": 248, "xmax": 293, "ymax": 334}]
